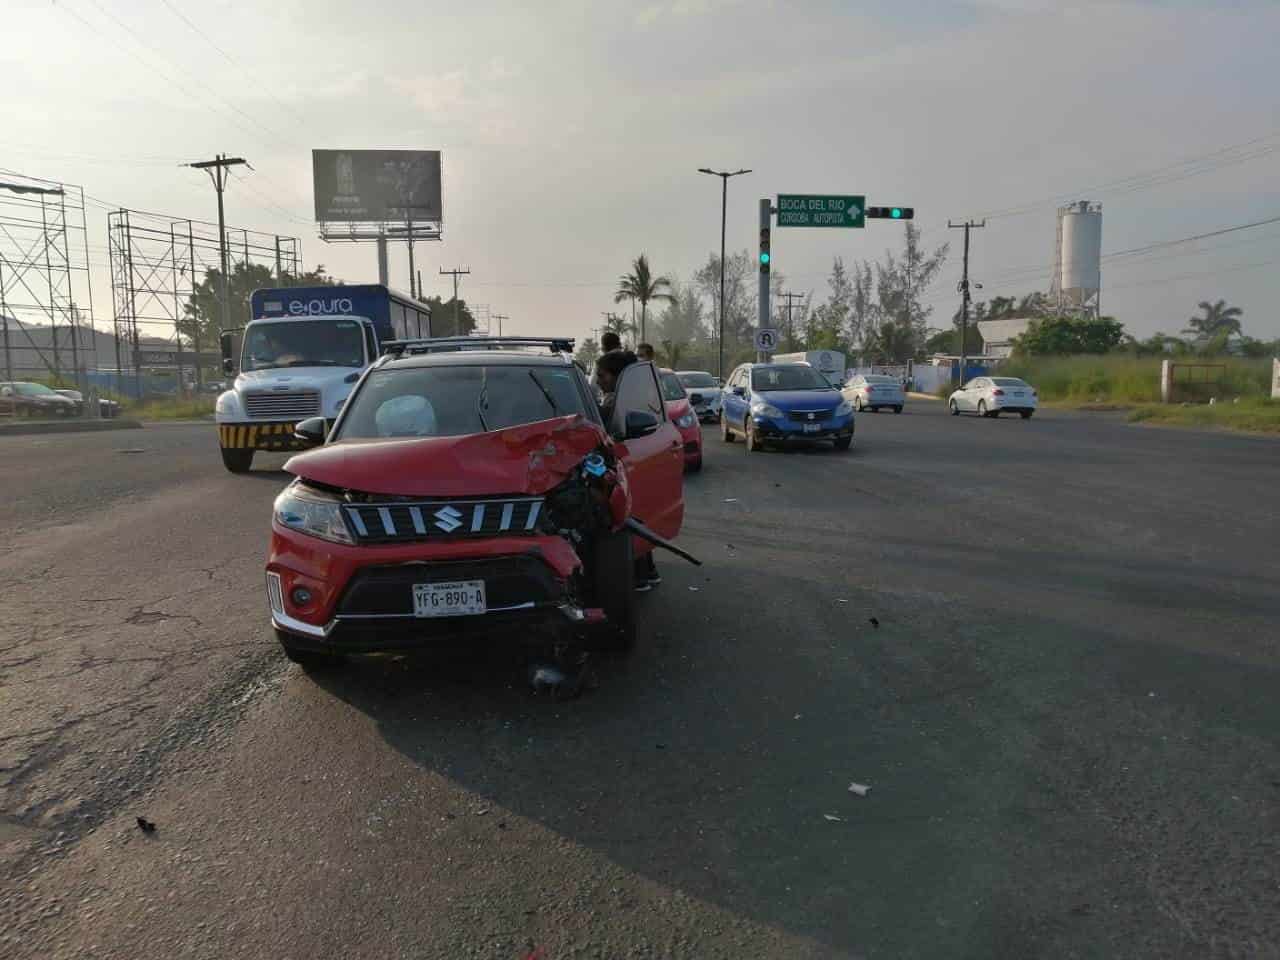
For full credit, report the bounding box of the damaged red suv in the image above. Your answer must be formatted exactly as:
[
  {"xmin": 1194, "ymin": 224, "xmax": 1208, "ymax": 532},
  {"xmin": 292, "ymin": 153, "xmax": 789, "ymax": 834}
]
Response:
[{"xmin": 266, "ymin": 337, "xmax": 688, "ymax": 668}]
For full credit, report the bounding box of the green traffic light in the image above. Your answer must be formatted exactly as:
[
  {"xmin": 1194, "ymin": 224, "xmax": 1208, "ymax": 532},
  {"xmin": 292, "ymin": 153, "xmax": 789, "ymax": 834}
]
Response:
[
  {"xmin": 891, "ymin": 208, "xmax": 903, "ymax": 219},
  {"xmin": 760, "ymin": 252, "xmax": 771, "ymax": 264}
]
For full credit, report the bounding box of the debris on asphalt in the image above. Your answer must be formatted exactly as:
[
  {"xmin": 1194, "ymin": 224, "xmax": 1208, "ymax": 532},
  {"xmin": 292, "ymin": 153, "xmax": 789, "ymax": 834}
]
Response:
[
  {"xmin": 688, "ymin": 586, "xmax": 699, "ymax": 592},
  {"xmin": 848, "ymin": 782, "xmax": 871, "ymax": 797},
  {"xmin": 794, "ymin": 713, "xmax": 802, "ymax": 720},
  {"xmin": 868, "ymin": 617, "xmax": 880, "ymax": 628},
  {"xmin": 836, "ymin": 599, "xmax": 848, "ymax": 604},
  {"xmin": 823, "ymin": 814, "xmax": 844, "ymax": 822},
  {"xmin": 527, "ymin": 656, "xmax": 589, "ymax": 700},
  {"xmin": 135, "ymin": 816, "xmax": 156, "ymax": 834},
  {"xmin": 722, "ymin": 498, "xmax": 738, "ymax": 503},
  {"xmin": 475, "ymin": 808, "xmax": 490, "ymax": 817}
]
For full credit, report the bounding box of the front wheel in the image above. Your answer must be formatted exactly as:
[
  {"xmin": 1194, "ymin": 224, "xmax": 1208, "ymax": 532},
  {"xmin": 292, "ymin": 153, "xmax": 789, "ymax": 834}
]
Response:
[
  {"xmin": 745, "ymin": 418, "xmax": 764, "ymax": 453},
  {"xmin": 720, "ymin": 413, "xmax": 734, "ymax": 443},
  {"xmin": 855, "ymin": 396, "xmax": 865, "ymax": 412},
  {"xmin": 592, "ymin": 530, "xmax": 637, "ymax": 653},
  {"xmin": 833, "ymin": 436, "xmax": 852, "ymax": 451},
  {"xmin": 1020, "ymin": 410, "xmax": 1034, "ymax": 420},
  {"xmin": 978, "ymin": 400, "xmax": 990, "ymax": 418},
  {"xmin": 949, "ymin": 400, "xmax": 960, "ymax": 416},
  {"xmin": 220, "ymin": 447, "xmax": 254, "ymax": 473}
]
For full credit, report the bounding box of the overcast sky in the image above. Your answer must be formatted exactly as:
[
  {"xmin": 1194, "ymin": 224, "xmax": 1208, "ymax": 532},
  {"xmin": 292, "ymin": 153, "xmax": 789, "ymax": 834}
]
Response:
[{"xmin": 5, "ymin": 0, "xmax": 1279, "ymax": 345}]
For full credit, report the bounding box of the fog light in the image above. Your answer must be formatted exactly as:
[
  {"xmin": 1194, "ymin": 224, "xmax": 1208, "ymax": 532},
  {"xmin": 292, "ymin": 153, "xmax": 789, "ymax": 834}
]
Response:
[{"xmin": 291, "ymin": 586, "xmax": 313, "ymax": 606}]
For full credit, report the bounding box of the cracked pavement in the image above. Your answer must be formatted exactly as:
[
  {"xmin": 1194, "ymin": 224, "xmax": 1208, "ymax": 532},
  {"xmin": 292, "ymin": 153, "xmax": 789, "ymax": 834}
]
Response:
[{"xmin": 2, "ymin": 411, "xmax": 1279, "ymax": 959}]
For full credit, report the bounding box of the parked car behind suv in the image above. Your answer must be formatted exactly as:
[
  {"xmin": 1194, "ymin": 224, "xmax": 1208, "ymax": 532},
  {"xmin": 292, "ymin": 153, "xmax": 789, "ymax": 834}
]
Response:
[
  {"xmin": 266, "ymin": 337, "xmax": 687, "ymax": 669},
  {"xmin": 0, "ymin": 382, "xmax": 79, "ymax": 417}
]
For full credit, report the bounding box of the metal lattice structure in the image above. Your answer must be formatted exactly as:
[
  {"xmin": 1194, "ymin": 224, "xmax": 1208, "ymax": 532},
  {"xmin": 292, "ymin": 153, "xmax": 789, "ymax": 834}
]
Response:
[
  {"xmin": 0, "ymin": 171, "xmax": 96, "ymax": 385},
  {"xmin": 107, "ymin": 209, "xmax": 299, "ymax": 396}
]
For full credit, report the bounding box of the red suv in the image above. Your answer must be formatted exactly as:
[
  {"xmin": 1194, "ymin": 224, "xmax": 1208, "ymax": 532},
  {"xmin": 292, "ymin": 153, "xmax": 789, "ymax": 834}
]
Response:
[{"xmin": 266, "ymin": 338, "xmax": 686, "ymax": 668}]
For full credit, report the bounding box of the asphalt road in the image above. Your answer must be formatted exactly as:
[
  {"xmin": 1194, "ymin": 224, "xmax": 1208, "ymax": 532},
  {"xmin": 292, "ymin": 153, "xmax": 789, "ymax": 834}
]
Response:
[{"xmin": 2, "ymin": 406, "xmax": 1278, "ymax": 959}]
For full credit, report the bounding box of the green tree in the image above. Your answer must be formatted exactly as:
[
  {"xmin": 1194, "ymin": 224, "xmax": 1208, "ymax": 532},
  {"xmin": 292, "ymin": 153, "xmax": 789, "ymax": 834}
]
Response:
[
  {"xmin": 1012, "ymin": 316, "xmax": 1125, "ymax": 356},
  {"xmin": 807, "ymin": 257, "xmax": 852, "ymax": 352},
  {"xmin": 1183, "ymin": 299, "xmax": 1243, "ymax": 341},
  {"xmin": 652, "ymin": 281, "xmax": 705, "ymax": 351},
  {"xmin": 868, "ymin": 225, "xmax": 948, "ymax": 358},
  {"xmin": 600, "ymin": 311, "xmax": 635, "ymax": 346},
  {"xmin": 615, "ymin": 254, "xmax": 674, "ymax": 344},
  {"xmin": 575, "ymin": 336, "xmax": 601, "ymax": 370},
  {"xmin": 420, "ymin": 296, "xmax": 476, "ymax": 337}
]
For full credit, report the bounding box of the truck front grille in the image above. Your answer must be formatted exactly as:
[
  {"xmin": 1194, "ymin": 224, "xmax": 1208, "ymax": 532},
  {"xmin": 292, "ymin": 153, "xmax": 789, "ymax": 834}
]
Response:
[{"xmin": 243, "ymin": 390, "xmax": 321, "ymax": 420}]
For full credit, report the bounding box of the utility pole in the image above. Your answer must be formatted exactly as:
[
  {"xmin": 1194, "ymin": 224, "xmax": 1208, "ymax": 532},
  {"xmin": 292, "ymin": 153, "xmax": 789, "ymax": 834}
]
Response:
[
  {"xmin": 492, "ymin": 313, "xmax": 508, "ymax": 337},
  {"xmin": 697, "ymin": 167, "xmax": 751, "ymax": 380},
  {"xmin": 0, "ymin": 258, "xmax": 10, "ymax": 381},
  {"xmin": 189, "ymin": 154, "xmax": 247, "ymax": 336},
  {"xmin": 948, "ymin": 219, "xmax": 985, "ymax": 383},
  {"xmin": 439, "ymin": 266, "xmax": 471, "ymax": 333},
  {"xmin": 778, "ymin": 291, "xmax": 803, "ymax": 349}
]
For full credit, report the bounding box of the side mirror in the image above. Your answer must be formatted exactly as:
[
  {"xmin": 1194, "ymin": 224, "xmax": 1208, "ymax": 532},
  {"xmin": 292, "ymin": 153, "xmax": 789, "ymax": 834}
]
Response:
[
  {"xmin": 0, "ymin": 387, "xmax": 11, "ymax": 397},
  {"xmin": 623, "ymin": 410, "xmax": 659, "ymax": 440},
  {"xmin": 293, "ymin": 416, "xmax": 328, "ymax": 447},
  {"xmin": 689, "ymin": 393, "xmax": 704, "ymax": 405},
  {"xmin": 731, "ymin": 386, "xmax": 746, "ymax": 397},
  {"xmin": 220, "ymin": 331, "xmax": 237, "ymax": 376}
]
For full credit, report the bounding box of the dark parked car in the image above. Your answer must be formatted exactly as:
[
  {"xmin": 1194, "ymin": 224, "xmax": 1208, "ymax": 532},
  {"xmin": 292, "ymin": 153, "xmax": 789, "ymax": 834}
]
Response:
[
  {"xmin": 55, "ymin": 389, "xmax": 121, "ymax": 418},
  {"xmin": 0, "ymin": 382, "xmax": 79, "ymax": 418}
]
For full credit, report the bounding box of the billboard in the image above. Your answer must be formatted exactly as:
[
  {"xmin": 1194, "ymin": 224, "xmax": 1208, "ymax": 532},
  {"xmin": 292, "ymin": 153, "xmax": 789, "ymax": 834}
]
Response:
[{"xmin": 312, "ymin": 150, "xmax": 442, "ymax": 223}]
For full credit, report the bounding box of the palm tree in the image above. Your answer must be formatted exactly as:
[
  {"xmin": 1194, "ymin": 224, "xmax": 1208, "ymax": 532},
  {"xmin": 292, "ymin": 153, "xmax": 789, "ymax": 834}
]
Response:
[
  {"xmin": 600, "ymin": 311, "xmax": 635, "ymax": 346},
  {"xmin": 615, "ymin": 254, "xmax": 674, "ymax": 344},
  {"xmin": 1183, "ymin": 299, "xmax": 1243, "ymax": 341}
]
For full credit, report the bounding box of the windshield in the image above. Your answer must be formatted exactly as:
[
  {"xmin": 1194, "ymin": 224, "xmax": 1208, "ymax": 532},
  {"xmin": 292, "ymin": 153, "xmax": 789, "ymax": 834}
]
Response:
[
  {"xmin": 677, "ymin": 372, "xmax": 716, "ymax": 388},
  {"xmin": 751, "ymin": 365, "xmax": 833, "ymax": 392},
  {"xmin": 242, "ymin": 319, "xmax": 365, "ymax": 371},
  {"xmin": 658, "ymin": 372, "xmax": 687, "ymax": 402},
  {"xmin": 335, "ymin": 364, "xmax": 589, "ymax": 439},
  {"xmin": 991, "ymin": 377, "xmax": 1030, "ymax": 387},
  {"xmin": 14, "ymin": 382, "xmax": 57, "ymax": 397}
]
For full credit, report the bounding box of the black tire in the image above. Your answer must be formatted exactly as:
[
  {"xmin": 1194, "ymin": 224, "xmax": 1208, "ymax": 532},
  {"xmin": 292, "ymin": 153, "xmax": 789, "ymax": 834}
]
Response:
[
  {"xmin": 745, "ymin": 417, "xmax": 764, "ymax": 453},
  {"xmin": 855, "ymin": 396, "xmax": 864, "ymax": 412},
  {"xmin": 276, "ymin": 630, "xmax": 343, "ymax": 671},
  {"xmin": 978, "ymin": 400, "xmax": 990, "ymax": 418},
  {"xmin": 1020, "ymin": 410, "xmax": 1034, "ymax": 420},
  {"xmin": 592, "ymin": 529, "xmax": 637, "ymax": 653},
  {"xmin": 893, "ymin": 406, "xmax": 903, "ymax": 414},
  {"xmin": 833, "ymin": 436, "xmax": 852, "ymax": 451},
  {"xmin": 720, "ymin": 412, "xmax": 734, "ymax": 443},
  {"xmin": 949, "ymin": 400, "xmax": 960, "ymax": 416},
  {"xmin": 220, "ymin": 447, "xmax": 254, "ymax": 473},
  {"xmin": 686, "ymin": 455, "xmax": 703, "ymax": 473}
]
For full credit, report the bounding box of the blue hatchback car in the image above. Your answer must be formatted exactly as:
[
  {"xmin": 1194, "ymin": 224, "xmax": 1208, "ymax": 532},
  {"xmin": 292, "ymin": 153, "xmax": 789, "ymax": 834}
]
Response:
[{"xmin": 719, "ymin": 362, "xmax": 854, "ymax": 451}]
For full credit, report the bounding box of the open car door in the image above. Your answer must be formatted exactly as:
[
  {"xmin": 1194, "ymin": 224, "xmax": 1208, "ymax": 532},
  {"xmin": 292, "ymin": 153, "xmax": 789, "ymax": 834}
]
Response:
[{"xmin": 609, "ymin": 361, "xmax": 684, "ymax": 543}]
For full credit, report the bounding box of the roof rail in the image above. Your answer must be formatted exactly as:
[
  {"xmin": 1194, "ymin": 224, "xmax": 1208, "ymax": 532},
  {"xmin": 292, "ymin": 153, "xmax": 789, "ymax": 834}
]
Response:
[{"xmin": 382, "ymin": 336, "xmax": 576, "ymax": 357}]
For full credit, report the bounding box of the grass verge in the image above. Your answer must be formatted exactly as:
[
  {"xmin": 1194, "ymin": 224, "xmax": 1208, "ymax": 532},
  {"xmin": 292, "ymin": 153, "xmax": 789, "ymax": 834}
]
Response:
[
  {"xmin": 1127, "ymin": 398, "xmax": 1280, "ymax": 434},
  {"xmin": 996, "ymin": 355, "xmax": 1271, "ymax": 404},
  {"xmin": 128, "ymin": 397, "xmax": 215, "ymax": 420}
]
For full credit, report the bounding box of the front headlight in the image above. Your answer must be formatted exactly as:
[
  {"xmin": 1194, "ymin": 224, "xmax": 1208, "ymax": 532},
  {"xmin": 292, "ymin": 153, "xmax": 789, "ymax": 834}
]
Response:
[
  {"xmin": 215, "ymin": 390, "xmax": 241, "ymax": 417},
  {"xmin": 751, "ymin": 401, "xmax": 782, "ymax": 419},
  {"xmin": 674, "ymin": 411, "xmax": 697, "ymax": 428},
  {"xmin": 836, "ymin": 399, "xmax": 854, "ymax": 416},
  {"xmin": 273, "ymin": 483, "xmax": 354, "ymax": 544}
]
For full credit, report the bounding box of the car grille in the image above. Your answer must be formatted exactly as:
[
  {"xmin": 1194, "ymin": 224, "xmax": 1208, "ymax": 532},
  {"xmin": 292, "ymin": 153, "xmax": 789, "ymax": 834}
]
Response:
[
  {"xmin": 344, "ymin": 498, "xmax": 544, "ymax": 544},
  {"xmin": 787, "ymin": 408, "xmax": 834, "ymax": 422},
  {"xmin": 243, "ymin": 390, "xmax": 321, "ymax": 420}
]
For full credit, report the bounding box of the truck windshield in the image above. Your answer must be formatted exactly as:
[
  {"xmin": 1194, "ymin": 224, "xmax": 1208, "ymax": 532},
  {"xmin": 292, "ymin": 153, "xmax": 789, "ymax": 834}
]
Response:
[
  {"xmin": 334, "ymin": 364, "xmax": 590, "ymax": 439},
  {"xmin": 242, "ymin": 319, "xmax": 365, "ymax": 371}
]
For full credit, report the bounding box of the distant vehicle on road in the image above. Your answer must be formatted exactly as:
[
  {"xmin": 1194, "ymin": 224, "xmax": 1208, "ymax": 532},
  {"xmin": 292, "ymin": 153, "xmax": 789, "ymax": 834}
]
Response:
[
  {"xmin": 720, "ymin": 362, "xmax": 854, "ymax": 451},
  {"xmin": 55, "ymin": 389, "xmax": 121, "ymax": 418},
  {"xmin": 0, "ymin": 381, "xmax": 79, "ymax": 418},
  {"xmin": 267, "ymin": 337, "xmax": 688, "ymax": 670},
  {"xmin": 675, "ymin": 370, "xmax": 721, "ymax": 423},
  {"xmin": 949, "ymin": 376, "xmax": 1038, "ymax": 419},
  {"xmin": 659, "ymin": 368, "xmax": 703, "ymax": 472},
  {"xmin": 842, "ymin": 374, "xmax": 905, "ymax": 414},
  {"xmin": 771, "ymin": 350, "xmax": 845, "ymax": 386}
]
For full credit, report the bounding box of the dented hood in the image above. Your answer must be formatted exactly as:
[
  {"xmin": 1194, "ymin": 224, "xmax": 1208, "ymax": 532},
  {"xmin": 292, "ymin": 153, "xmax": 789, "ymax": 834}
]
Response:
[{"xmin": 284, "ymin": 414, "xmax": 609, "ymax": 498}]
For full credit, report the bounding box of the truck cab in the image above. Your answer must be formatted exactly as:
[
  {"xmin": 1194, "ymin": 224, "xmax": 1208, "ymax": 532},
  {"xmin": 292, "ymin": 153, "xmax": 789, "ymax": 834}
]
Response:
[{"xmin": 215, "ymin": 284, "xmax": 429, "ymax": 473}]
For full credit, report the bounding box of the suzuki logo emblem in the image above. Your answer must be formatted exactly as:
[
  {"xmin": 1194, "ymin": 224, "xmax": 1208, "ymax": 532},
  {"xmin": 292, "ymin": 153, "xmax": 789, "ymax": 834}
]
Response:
[
  {"xmin": 807, "ymin": 412, "xmax": 815, "ymax": 421},
  {"xmin": 433, "ymin": 506, "xmax": 463, "ymax": 532}
]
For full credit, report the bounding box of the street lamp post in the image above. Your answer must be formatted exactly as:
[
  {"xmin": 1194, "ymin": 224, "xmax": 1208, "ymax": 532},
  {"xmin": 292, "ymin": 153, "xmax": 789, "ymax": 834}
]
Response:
[{"xmin": 697, "ymin": 167, "xmax": 751, "ymax": 381}]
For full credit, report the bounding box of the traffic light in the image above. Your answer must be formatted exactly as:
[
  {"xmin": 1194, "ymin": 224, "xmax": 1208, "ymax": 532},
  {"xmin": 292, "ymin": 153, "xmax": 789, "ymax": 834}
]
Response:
[
  {"xmin": 866, "ymin": 206, "xmax": 914, "ymax": 220},
  {"xmin": 759, "ymin": 226, "xmax": 771, "ymax": 273}
]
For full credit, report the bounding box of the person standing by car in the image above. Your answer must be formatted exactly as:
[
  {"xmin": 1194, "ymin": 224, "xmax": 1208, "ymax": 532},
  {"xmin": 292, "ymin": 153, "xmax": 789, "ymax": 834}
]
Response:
[
  {"xmin": 600, "ymin": 331, "xmax": 622, "ymax": 354},
  {"xmin": 636, "ymin": 343, "xmax": 655, "ymax": 362},
  {"xmin": 594, "ymin": 348, "xmax": 636, "ymax": 424}
]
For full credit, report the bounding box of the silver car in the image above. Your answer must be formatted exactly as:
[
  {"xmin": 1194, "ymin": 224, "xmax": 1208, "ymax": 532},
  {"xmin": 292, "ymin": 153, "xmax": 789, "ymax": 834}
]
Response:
[
  {"xmin": 841, "ymin": 374, "xmax": 905, "ymax": 414},
  {"xmin": 676, "ymin": 370, "xmax": 722, "ymax": 423},
  {"xmin": 948, "ymin": 376, "xmax": 1038, "ymax": 419}
]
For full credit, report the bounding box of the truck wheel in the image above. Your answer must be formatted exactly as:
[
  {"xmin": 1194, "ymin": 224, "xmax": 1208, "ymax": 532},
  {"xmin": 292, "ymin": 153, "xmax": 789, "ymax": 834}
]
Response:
[
  {"xmin": 220, "ymin": 447, "xmax": 254, "ymax": 473},
  {"xmin": 592, "ymin": 529, "xmax": 637, "ymax": 653},
  {"xmin": 275, "ymin": 630, "xmax": 343, "ymax": 671}
]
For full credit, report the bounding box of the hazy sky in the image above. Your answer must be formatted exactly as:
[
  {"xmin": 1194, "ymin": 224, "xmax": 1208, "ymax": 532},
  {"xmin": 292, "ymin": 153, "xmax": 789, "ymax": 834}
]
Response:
[{"xmin": 5, "ymin": 0, "xmax": 1279, "ymax": 345}]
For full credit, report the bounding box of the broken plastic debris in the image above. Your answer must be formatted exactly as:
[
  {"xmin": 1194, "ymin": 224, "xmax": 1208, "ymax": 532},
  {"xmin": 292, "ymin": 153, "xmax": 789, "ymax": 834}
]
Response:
[
  {"xmin": 836, "ymin": 599, "xmax": 849, "ymax": 604},
  {"xmin": 848, "ymin": 782, "xmax": 871, "ymax": 797},
  {"xmin": 823, "ymin": 813, "xmax": 844, "ymax": 822},
  {"xmin": 688, "ymin": 586, "xmax": 699, "ymax": 592},
  {"xmin": 722, "ymin": 498, "xmax": 738, "ymax": 503}
]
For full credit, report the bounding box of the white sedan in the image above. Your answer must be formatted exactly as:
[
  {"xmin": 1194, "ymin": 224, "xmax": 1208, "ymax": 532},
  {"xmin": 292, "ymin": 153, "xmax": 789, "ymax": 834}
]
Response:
[
  {"xmin": 948, "ymin": 376, "xmax": 1038, "ymax": 419},
  {"xmin": 842, "ymin": 374, "xmax": 905, "ymax": 413}
]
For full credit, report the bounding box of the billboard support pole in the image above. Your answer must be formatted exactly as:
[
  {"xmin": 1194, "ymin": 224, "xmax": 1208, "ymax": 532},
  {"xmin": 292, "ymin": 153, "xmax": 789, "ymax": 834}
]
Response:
[{"xmin": 376, "ymin": 236, "xmax": 389, "ymax": 286}]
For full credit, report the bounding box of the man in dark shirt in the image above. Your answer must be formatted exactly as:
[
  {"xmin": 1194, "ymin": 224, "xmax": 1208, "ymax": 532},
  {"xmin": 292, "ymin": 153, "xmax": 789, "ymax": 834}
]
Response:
[{"xmin": 595, "ymin": 348, "xmax": 636, "ymax": 426}]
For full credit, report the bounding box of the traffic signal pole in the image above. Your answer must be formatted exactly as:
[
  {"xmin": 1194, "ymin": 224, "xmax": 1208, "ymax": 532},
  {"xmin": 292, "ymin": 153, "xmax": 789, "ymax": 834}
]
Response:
[
  {"xmin": 758, "ymin": 198, "xmax": 772, "ymax": 363},
  {"xmin": 948, "ymin": 219, "xmax": 985, "ymax": 382}
]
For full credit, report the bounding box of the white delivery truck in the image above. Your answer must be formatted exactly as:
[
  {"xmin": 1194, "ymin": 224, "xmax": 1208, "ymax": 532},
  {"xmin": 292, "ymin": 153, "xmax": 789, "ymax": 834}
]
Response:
[{"xmin": 770, "ymin": 350, "xmax": 846, "ymax": 386}]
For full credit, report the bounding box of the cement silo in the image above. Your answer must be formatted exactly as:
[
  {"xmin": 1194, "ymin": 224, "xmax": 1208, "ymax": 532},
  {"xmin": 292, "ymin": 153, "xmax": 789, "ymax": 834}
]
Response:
[{"xmin": 1052, "ymin": 201, "xmax": 1102, "ymax": 315}]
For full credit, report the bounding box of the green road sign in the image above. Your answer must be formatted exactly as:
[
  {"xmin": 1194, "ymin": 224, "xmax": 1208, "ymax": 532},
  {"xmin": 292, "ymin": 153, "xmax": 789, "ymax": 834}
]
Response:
[{"xmin": 776, "ymin": 194, "xmax": 865, "ymax": 228}]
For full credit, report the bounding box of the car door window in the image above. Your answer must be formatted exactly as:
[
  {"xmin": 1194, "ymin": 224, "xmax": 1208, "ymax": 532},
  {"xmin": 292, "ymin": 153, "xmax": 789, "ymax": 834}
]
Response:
[{"xmin": 609, "ymin": 362, "xmax": 666, "ymax": 437}]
